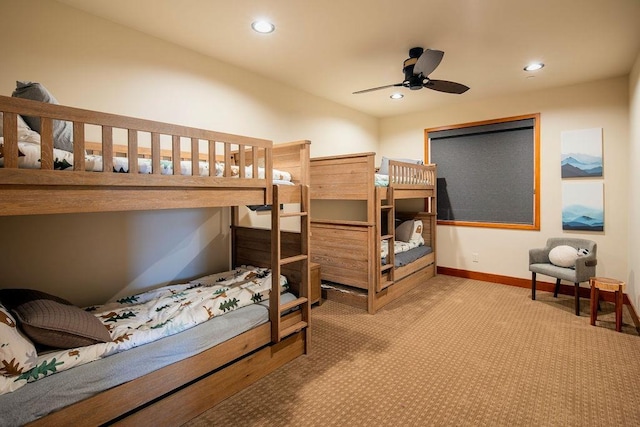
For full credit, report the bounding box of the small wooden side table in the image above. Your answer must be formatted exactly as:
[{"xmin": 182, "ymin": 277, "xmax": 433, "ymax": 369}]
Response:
[{"xmin": 590, "ymin": 277, "xmax": 626, "ymax": 332}]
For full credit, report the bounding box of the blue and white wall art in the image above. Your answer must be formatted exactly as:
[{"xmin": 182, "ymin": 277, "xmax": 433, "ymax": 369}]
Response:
[
  {"xmin": 562, "ymin": 181, "xmax": 604, "ymax": 231},
  {"xmin": 560, "ymin": 128, "xmax": 603, "ymax": 178}
]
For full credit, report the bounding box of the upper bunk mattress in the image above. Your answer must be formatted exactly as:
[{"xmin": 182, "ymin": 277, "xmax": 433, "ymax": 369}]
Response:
[
  {"xmin": 0, "ymin": 139, "xmax": 293, "ymax": 183},
  {"xmin": 374, "ymin": 173, "xmax": 432, "ymax": 187}
]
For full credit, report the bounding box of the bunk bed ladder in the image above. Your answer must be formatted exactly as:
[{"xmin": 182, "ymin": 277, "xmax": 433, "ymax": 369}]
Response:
[
  {"xmin": 270, "ymin": 185, "xmax": 311, "ymax": 350},
  {"xmin": 376, "ymin": 186, "xmax": 395, "ymax": 293}
]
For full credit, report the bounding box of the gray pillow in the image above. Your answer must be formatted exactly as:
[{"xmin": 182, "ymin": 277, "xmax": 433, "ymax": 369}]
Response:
[
  {"xmin": 395, "ymin": 220, "xmax": 415, "ymax": 243},
  {"xmin": 378, "ymin": 156, "xmax": 424, "ymax": 175},
  {"xmin": 11, "ymin": 81, "xmax": 74, "ymax": 152},
  {"xmin": 0, "ymin": 289, "xmax": 112, "ymax": 349}
]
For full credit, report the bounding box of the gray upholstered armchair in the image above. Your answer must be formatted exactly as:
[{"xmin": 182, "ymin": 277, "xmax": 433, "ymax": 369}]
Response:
[{"xmin": 529, "ymin": 238, "xmax": 597, "ymax": 315}]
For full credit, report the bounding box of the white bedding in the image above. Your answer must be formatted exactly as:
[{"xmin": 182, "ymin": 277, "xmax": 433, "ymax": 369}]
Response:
[
  {"xmin": 381, "ymin": 239, "xmax": 424, "ymax": 259},
  {"xmin": 381, "ymin": 219, "xmax": 425, "ymax": 259},
  {"xmin": 0, "ymin": 265, "xmax": 287, "ymax": 396},
  {"xmin": 374, "ymin": 173, "xmax": 432, "ymax": 187},
  {"xmin": 0, "ymin": 139, "xmax": 293, "ymax": 182}
]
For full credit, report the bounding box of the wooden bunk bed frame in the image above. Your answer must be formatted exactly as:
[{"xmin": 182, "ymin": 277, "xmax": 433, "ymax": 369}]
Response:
[
  {"xmin": 310, "ymin": 152, "xmax": 436, "ymax": 314},
  {"xmin": 0, "ymin": 95, "xmax": 311, "ymax": 425}
]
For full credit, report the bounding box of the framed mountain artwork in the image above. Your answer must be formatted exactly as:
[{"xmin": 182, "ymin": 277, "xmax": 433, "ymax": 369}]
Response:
[
  {"xmin": 562, "ymin": 181, "xmax": 604, "ymax": 232},
  {"xmin": 560, "ymin": 128, "xmax": 603, "ymax": 178}
]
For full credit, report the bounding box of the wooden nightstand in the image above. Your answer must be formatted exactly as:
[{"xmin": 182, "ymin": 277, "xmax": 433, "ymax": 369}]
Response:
[{"xmin": 310, "ymin": 262, "xmax": 321, "ymax": 305}]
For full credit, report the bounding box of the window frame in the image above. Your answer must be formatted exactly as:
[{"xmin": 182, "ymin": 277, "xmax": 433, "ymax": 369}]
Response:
[{"xmin": 424, "ymin": 113, "xmax": 540, "ymax": 230}]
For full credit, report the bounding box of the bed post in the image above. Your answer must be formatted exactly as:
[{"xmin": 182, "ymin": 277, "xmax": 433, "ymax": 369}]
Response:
[
  {"xmin": 270, "ymin": 185, "xmax": 282, "ymax": 342},
  {"xmin": 265, "ymin": 148, "xmax": 273, "ymax": 205}
]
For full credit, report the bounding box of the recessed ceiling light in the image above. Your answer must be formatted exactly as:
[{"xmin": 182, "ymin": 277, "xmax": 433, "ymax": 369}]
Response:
[
  {"xmin": 524, "ymin": 62, "xmax": 544, "ymax": 72},
  {"xmin": 390, "ymin": 93, "xmax": 404, "ymax": 99},
  {"xmin": 251, "ymin": 20, "xmax": 275, "ymax": 34}
]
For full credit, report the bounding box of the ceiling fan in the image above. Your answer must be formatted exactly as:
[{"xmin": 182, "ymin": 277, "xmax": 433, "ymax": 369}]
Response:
[{"xmin": 353, "ymin": 47, "xmax": 470, "ymax": 95}]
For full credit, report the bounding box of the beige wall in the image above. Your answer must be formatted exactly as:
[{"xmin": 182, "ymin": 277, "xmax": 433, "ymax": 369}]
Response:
[
  {"xmin": 0, "ymin": 1, "xmax": 635, "ymax": 309},
  {"xmin": 380, "ymin": 77, "xmax": 630, "ymax": 287},
  {"xmin": 0, "ymin": 0, "xmax": 377, "ymax": 306},
  {"xmin": 629, "ymin": 52, "xmax": 640, "ymax": 308}
]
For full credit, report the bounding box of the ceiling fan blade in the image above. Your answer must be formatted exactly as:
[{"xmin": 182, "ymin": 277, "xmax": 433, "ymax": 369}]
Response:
[
  {"xmin": 353, "ymin": 83, "xmax": 403, "ymax": 94},
  {"xmin": 424, "ymin": 79, "xmax": 470, "ymax": 94},
  {"xmin": 414, "ymin": 49, "xmax": 444, "ymax": 77}
]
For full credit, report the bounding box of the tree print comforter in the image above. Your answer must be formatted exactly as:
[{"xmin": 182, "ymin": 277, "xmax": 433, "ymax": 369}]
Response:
[{"xmin": 0, "ymin": 265, "xmax": 287, "ymax": 396}]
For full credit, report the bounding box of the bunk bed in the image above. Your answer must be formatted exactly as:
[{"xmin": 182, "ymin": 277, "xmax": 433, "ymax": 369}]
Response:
[
  {"xmin": 310, "ymin": 152, "xmax": 436, "ymax": 314},
  {"xmin": 0, "ymin": 94, "xmax": 311, "ymax": 426}
]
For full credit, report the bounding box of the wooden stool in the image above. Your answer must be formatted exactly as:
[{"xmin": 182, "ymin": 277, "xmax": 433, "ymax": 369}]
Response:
[{"xmin": 590, "ymin": 277, "xmax": 626, "ymax": 332}]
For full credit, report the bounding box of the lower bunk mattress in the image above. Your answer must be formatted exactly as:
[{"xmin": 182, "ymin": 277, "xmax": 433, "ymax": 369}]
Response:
[
  {"xmin": 385, "ymin": 245, "xmax": 433, "ymax": 268},
  {"xmin": 0, "ymin": 266, "xmax": 296, "ymax": 426}
]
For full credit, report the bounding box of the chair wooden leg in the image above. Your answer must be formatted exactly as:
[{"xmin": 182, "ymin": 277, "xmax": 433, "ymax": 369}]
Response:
[
  {"xmin": 590, "ymin": 284, "xmax": 598, "ymax": 326},
  {"xmin": 531, "ymin": 272, "xmax": 536, "ymax": 300},
  {"xmin": 554, "ymin": 278, "xmax": 561, "ymax": 298},
  {"xmin": 574, "ymin": 283, "xmax": 580, "ymax": 316}
]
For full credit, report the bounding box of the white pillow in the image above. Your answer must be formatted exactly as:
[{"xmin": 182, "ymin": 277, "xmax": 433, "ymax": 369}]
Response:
[
  {"xmin": 548, "ymin": 245, "xmax": 578, "ymax": 268},
  {"xmin": 378, "ymin": 156, "xmax": 424, "ymax": 175},
  {"xmin": 409, "ymin": 220, "xmax": 424, "ymax": 245},
  {"xmin": 0, "ymin": 303, "xmax": 38, "ymax": 377},
  {"xmin": 0, "ymin": 112, "xmax": 41, "ymax": 144}
]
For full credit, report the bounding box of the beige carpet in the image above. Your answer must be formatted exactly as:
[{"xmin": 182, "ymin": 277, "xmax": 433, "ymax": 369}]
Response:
[{"xmin": 185, "ymin": 275, "xmax": 640, "ymax": 426}]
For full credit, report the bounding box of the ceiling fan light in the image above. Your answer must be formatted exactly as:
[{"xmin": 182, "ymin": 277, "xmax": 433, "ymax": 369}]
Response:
[
  {"xmin": 251, "ymin": 20, "xmax": 275, "ymax": 34},
  {"xmin": 524, "ymin": 62, "xmax": 544, "ymax": 72},
  {"xmin": 390, "ymin": 93, "xmax": 404, "ymax": 99}
]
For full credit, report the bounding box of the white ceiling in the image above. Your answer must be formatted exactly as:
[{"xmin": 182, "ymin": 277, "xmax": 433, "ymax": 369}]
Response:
[{"xmin": 57, "ymin": 0, "xmax": 640, "ymax": 118}]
